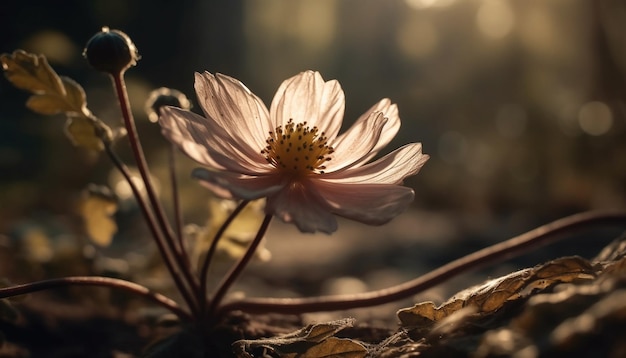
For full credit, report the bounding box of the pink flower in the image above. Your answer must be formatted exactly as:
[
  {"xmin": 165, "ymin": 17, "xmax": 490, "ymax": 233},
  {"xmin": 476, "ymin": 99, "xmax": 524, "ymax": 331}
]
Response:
[{"xmin": 159, "ymin": 71, "xmax": 429, "ymax": 233}]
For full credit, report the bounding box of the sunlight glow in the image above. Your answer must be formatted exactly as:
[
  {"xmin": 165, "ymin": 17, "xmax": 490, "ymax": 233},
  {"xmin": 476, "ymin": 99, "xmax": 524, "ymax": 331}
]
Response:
[
  {"xmin": 109, "ymin": 169, "xmax": 160, "ymax": 201},
  {"xmin": 476, "ymin": 0, "xmax": 515, "ymax": 39},
  {"xmin": 405, "ymin": 0, "xmax": 456, "ymax": 9},
  {"xmin": 23, "ymin": 30, "xmax": 78, "ymax": 65}
]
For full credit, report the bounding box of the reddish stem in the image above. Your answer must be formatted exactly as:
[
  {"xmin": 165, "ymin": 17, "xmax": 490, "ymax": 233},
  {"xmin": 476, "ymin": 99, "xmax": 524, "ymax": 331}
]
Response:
[
  {"xmin": 0, "ymin": 276, "xmax": 191, "ymax": 321},
  {"xmin": 169, "ymin": 143, "xmax": 188, "ymax": 267},
  {"xmin": 105, "ymin": 143, "xmax": 199, "ymax": 316},
  {"xmin": 217, "ymin": 210, "xmax": 626, "ymax": 315},
  {"xmin": 209, "ymin": 214, "xmax": 272, "ymax": 317},
  {"xmin": 111, "ymin": 73, "xmax": 200, "ymax": 310},
  {"xmin": 199, "ymin": 200, "xmax": 250, "ymax": 312}
]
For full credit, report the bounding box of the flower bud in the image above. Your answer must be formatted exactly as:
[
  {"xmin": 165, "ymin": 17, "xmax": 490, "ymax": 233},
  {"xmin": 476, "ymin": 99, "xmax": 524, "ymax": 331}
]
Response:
[
  {"xmin": 145, "ymin": 87, "xmax": 191, "ymax": 123},
  {"xmin": 83, "ymin": 27, "xmax": 139, "ymax": 75}
]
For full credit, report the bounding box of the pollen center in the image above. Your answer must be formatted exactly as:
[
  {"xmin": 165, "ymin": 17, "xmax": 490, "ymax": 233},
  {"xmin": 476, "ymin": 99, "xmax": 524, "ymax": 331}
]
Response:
[{"xmin": 261, "ymin": 119, "xmax": 334, "ymax": 176}]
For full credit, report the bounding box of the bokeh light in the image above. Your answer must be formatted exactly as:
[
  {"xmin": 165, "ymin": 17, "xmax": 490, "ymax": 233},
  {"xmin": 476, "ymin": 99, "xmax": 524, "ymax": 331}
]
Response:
[
  {"xmin": 476, "ymin": 0, "xmax": 515, "ymax": 39},
  {"xmin": 578, "ymin": 101, "xmax": 613, "ymax": 136}
]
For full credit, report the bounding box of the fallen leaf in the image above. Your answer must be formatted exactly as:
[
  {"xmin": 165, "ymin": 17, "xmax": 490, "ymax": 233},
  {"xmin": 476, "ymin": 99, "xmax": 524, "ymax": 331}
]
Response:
[
  {"xmin": 398, "ymin": 256, "xmax": 595, "ymax": 329},
  {"xmin": 233, "ymin": 318, "xmax": 360, "ymax": 358},
  {"xmin": 297, "ymin": 337, "xmax": 367, "ymax": 358}
]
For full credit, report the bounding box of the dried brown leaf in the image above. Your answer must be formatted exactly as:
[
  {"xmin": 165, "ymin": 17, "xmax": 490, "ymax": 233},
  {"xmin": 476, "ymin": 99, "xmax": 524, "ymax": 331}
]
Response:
[
  {"xmin": 398, "ymin": 256, "xmax": 596, "ymax": 329},
  {"xmin": 61, "ymin": 76, "xmax": 89, "ymax": 116},
  {"xmin": 1, "ymin": 51, "xmax": 86, "ymax": 116},
  {"xmin": 2, "ymin": 50, "xmax": 111, "ymax": 151},
  {"xmin": 65, "ymin": 115, "xmax": 110, "ymax": 151},
  {"xmin": 298, "ymin": 337, "xmax": 367, "ymax": 358},
  {"xmin": 26, "ymin": 93, "xmax": 72, "ymax": 115},
  {"xmin": 1, "ymin": 50, "xmax": 65, "ymax": 94},
  {"xmin": 233, "ymin": 318, "xmax": 359, "ymax": 358}
]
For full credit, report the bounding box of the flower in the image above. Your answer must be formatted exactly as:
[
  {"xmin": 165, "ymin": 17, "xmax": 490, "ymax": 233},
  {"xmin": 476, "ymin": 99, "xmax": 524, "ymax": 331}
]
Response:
[{"xmin": 159, "ymin": 71, "xmax": 429, "ymax": 233}]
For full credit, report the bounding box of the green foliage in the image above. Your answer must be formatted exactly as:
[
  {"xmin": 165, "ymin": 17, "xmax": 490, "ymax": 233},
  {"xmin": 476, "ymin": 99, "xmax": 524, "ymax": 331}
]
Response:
[{"xmin": 1, "ymin": 50, "xmax": 114, "ymax": 151}]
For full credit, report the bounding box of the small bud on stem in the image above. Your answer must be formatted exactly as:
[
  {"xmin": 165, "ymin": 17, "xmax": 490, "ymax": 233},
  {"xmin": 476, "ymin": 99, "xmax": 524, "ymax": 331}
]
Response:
[{"xmin": 83, "ymin": 27, "xmax": 139, "ymax": 75}]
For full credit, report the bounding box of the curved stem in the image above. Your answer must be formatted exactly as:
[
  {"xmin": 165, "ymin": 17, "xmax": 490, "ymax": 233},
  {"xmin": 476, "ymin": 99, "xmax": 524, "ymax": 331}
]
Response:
[
  {"xmin": 217, "ymin": 210, "xmax": 626, "ymax": 315},
  {"xmin": 0, "ymin": 276, "xmax": 192, "ymax": 321},
  {"xmin": 199, "ymin": 200, "xmax": 250, "ymax": 309},
  {"xmin": 111, "ymin": 73, "xmax": 200, "ymax": 306},
  {"xmin": 208, "ymin": 214, "xmax": 272, "ymax": 317},
  {"xmin": 105, "ymin": 144, "xmax": 200, "ymax": 316}
]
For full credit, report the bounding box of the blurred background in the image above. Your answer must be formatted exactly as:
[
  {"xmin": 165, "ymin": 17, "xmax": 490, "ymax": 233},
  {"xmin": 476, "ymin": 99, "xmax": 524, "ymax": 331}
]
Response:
[{"xmin": 1, "ymin": 0, "xmax": 625, "ymax": 325}]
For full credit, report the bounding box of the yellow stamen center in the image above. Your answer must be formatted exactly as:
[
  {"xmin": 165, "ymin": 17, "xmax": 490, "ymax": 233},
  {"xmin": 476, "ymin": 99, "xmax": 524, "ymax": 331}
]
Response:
[{"xmin": 261, "ymin": 119, "xmax": 334, "ymax": 177}]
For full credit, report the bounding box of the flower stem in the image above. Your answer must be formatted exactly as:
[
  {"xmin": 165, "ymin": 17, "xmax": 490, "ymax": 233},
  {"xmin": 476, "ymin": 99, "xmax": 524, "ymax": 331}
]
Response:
[
  {"xmin": 169, "ymin": 143, "xmax": 188, "ymax": 266},
  {"xmin": 199, "ymin": 200, "xmax": 250, "ymax": 309},
  {"xmin": 110, "ymin": 73, "xmax": 200, "ymax": 306},
  {"xmin": 217, "ymin": 210, "xmax": 626, "ymax": 315},
  {"xmin": 208, "ymin": 214, "xmax": 272, "ymax": 317},
  {"xmin": 0, "ymin": 276, "xmax": 192, "ymax": 321},
  {"xmin": 104, "ymin": 143, "xmax": 200, "ymax": 316}
]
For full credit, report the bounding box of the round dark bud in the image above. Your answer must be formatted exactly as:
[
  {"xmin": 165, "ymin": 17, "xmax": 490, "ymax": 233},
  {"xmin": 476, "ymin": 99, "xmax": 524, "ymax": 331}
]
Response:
[
  {"xmin": 83, "ymin": 27, "xmax": 139, "ymax": 74},
  {"xmin": 145, "ymin": 87, "xmax": 192, "ymax": 123}
]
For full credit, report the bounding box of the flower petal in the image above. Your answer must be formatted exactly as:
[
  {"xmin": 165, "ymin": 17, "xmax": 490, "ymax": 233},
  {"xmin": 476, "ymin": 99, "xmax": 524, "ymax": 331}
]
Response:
[
  {"xmin": 353, "ymin": 99, "xmax": 401, "ymax": 163},
  {"xmin": 160, "ymin": 106, "xmax": 269, "ymax": 175},
  {"xmin": 194, "ymin": 72, "xmax": 271, "ymax": 150},
  {"xmin": 159, "ymin": 107, "xmax": 225, "ymax": 169},
  {"xmin": 315, "ymin": 180, "xmax": 415, "ymax": 225},
  {"xmin": 325, "ymin": 112, "xmax": 387, "ymax": 171},
  {"xmin": 269, "ymin": 71, "xmax": 344, "ymax": 139},
  {"xmin": 265, "ymin": 181, "xmax": 338, "ymax": 234},
  {"xmin": 322, "ymin": 143, "xmax": 429, "ymax": 184},
  {"xmin": 192, "ymin": 168, "xmax": 284, "ymax": 200}
]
